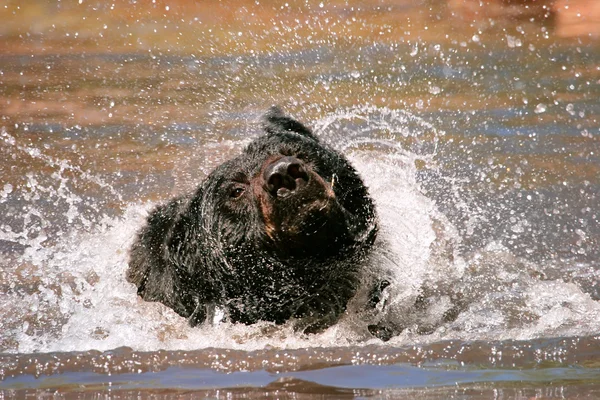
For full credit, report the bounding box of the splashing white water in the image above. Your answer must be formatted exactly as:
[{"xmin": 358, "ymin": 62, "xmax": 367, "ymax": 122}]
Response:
[{"xmin": 1, "ymin": 107, "xmax": 599, "ymax": 354}]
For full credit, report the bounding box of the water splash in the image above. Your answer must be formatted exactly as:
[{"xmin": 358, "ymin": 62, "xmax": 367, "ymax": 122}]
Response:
[
  {"xmin": 1, "ymin": 107, "xmax": 599, "ymax": 354},
  {"xmin": 0, "ymin": 128, "xmax": 123, "ymax": 203}
]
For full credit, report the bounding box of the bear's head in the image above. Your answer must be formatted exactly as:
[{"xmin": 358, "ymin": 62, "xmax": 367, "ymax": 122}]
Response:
[{"xmin": 175, "ymin": 107, "xmax": 377, "ymax": 270}]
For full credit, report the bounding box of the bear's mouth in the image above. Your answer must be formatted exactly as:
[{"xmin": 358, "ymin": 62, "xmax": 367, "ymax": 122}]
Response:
[
  {"xmin": 256, "ymin": 155, "xmax": 349, "ymax": 255},
  {"xmin": 272, "ymin": 195, "xmax": 353, "ymax": 259}
]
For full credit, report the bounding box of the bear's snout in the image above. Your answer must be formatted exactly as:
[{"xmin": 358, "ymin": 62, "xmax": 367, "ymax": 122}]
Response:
[{"xmin": 264, "ymin": 156, "xmax": 309, "ymax": 198}]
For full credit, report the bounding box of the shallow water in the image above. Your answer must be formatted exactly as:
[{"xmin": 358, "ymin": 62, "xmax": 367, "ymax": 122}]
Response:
[{"xmin": 1, "ymin": 0, "xmax": 600, "ymax": 398}]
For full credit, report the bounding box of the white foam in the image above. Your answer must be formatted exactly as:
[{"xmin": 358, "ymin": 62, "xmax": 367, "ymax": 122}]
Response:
[{"xmin": 2, "ymin": 108, "xmax": 600, "ymax": 354}]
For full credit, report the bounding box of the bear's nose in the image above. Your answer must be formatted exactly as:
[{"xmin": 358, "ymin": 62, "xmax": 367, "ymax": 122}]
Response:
[{"xmin": 264, "ymin": 156, "xmax": 309, "ymax": 198}]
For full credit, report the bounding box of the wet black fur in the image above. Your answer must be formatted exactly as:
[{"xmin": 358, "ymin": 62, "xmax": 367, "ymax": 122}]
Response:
[{"xmin": 127, "ymin": 107, "xmax": 378, "ymax": 333}]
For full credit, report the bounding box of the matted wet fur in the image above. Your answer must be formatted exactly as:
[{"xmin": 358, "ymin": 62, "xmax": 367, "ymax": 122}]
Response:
[{"xmin": 127, "ymin": 107, "xmax": 378, "ymax": 334}]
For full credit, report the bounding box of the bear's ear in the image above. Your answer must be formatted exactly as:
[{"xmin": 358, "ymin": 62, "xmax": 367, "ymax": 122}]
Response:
[{"xmin": 262, "ymin": 106, "xmax": 319, "ymax": 142}]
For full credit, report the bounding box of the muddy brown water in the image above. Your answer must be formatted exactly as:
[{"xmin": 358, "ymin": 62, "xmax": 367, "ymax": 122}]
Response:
[{"xmin": 1, "ymin": 1, "xmax": 600, "ymax": 398}]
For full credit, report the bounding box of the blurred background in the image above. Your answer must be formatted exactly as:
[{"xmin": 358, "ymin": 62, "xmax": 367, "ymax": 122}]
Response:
[{"xmin": 1, "ymin": 0, "xmax": 599, "ymax": 127}]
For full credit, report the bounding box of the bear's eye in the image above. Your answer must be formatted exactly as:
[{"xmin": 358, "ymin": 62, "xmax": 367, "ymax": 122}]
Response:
[{"xmin": 229, "ymin": 187, "xmax": 245, "ymax": 199}]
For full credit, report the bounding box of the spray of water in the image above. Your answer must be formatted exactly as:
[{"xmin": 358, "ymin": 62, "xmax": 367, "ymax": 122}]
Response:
[{"xmin": 1, "ymin": 107, "xmax": 599, "ymax": 354}]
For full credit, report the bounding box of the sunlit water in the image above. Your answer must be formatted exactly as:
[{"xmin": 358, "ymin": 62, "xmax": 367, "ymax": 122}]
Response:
[{"xmin": 1, "ymin": 1, "xmax": 600, "ymax": 397}]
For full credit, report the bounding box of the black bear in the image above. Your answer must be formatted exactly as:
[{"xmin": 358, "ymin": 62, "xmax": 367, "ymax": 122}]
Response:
[{"xmin": 127, "ymin": 107, "xmax": 378, "ymax": 333}]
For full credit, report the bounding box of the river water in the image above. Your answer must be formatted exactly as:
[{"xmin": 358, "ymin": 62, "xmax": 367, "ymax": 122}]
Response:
[{"xmin": 1, "ymin": 1, "xmax": 599, "ymax": 398}]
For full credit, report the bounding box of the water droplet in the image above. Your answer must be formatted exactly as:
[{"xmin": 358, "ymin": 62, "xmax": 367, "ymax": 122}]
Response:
[
  {"xmin": 1, "ymin": 183, "xmax": 13, "ymax": 198},
  {"xmin": 565, "ymin": 103, "xmax": 575, "ymax": 115},
  {"xmin": 506, "ymin": 35, "xmax": 522, "ymax": 48}
]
